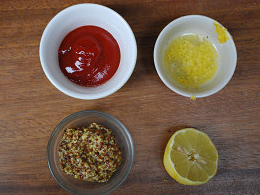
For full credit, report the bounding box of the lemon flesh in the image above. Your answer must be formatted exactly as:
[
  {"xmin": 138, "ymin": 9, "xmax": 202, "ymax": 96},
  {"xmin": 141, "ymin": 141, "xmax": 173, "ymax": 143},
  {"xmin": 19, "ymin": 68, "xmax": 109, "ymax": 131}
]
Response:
[{"xmin": 163, "ymin": 128, "xmax": 218, "ymax": 185}]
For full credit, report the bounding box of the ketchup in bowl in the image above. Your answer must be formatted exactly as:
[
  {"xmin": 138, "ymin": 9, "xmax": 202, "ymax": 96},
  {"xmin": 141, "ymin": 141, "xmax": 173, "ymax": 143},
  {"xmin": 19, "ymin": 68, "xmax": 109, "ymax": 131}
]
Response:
[{"xmin": 58, "ymin": 26, "xmax": 121, "ymax": 87}]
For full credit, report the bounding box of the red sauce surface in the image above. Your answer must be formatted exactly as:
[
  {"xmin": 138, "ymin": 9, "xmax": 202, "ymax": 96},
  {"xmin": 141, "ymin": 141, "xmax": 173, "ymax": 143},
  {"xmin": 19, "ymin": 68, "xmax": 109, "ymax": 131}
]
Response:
[{"xmin": 58, "ymin": 26, "xmax": 121, "ymax": 87}]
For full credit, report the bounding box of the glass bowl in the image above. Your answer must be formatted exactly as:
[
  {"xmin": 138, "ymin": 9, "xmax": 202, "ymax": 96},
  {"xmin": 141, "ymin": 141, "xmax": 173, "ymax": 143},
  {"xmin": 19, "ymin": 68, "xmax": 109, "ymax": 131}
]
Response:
[{"xmin": 47, "ymin": 110, "xmax": 134, "ymax": 195}]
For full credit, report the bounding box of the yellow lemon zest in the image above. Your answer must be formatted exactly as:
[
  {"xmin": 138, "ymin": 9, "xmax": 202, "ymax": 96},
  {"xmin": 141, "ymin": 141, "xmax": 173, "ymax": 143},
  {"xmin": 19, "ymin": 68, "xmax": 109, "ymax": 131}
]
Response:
[
  {"xmin": 190, "ymin": 95, "xmax": 196, "ymax": 101},
  {"xmin": 164, "ymin": 34, "xmax": 218, "ymax": 89},
  {"xmin": 213, "ymin": 22, "xmax": 229, "ymax": 43}
]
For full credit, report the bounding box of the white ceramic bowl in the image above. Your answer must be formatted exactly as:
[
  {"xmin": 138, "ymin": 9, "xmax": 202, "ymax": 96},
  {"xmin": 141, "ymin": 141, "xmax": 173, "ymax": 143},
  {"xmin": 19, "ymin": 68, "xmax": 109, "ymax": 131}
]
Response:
[
  {"xmin": 40, "ymin": 4, "xmax": 137, "ymax": 100},
  {"xmin": 154, "ymin": 15, "xmax": 237, "ymax": 98}
]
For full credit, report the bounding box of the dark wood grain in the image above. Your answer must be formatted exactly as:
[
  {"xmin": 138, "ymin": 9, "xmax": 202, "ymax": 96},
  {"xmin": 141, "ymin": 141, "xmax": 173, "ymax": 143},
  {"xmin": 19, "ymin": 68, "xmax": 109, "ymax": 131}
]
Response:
[{"xmin": 0, "ymin": 0, "xmax": 259, "ymax": 194}]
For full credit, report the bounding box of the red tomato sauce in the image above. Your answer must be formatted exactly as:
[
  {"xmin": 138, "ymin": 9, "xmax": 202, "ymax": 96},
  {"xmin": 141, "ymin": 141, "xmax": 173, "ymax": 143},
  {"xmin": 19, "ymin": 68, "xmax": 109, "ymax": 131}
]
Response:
[{"xmin": 58, "ymin": 26, "xmax": 121, "ymax": 87}]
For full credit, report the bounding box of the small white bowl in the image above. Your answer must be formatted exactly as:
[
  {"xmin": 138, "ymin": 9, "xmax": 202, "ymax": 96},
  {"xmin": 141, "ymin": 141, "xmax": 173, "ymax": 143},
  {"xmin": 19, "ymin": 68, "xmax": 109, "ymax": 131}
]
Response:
[
  {"xmin": 40, "ymin": 4, "xmax": 137, "ymax": 100},
  {"xmin": 154, "ymin": 15, "xmax": 237, "ymax": 98}
]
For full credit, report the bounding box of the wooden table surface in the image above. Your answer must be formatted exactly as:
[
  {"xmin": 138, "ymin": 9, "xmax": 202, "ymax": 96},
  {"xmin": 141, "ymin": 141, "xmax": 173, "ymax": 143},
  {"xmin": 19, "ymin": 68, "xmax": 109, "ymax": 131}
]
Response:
[{"xmin": 1, "ymin": 0, "xmax": 259, "ymax": 194}]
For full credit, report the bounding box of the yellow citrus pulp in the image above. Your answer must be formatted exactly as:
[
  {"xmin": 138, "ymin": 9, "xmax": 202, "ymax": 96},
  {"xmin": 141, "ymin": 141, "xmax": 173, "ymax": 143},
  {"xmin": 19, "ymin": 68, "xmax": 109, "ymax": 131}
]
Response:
[{"xmin": 163, "ymin": 128, "xmax": 218, "ymax": 185}]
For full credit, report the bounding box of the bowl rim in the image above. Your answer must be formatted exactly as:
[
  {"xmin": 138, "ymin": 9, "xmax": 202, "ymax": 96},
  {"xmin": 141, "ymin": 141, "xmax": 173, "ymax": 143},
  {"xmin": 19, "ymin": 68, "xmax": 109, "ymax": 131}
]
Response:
[
  {"xmin": 39, "ymin": 3, "xmax": 137, "ymax": 100},
  {"xmin": 46, "ymin": 110, "xmax": 134, "ymax": 195},
  {"xmin": 153, "ymin": 14, "xmax": 237, "ymax": 98}
]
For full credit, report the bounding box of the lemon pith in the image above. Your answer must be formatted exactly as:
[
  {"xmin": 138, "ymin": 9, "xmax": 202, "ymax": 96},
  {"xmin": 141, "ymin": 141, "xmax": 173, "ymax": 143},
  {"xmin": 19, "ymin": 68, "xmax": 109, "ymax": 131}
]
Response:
[{"xmin": 163, "ymin": 128, "xmax": 218, "ymax": 185}]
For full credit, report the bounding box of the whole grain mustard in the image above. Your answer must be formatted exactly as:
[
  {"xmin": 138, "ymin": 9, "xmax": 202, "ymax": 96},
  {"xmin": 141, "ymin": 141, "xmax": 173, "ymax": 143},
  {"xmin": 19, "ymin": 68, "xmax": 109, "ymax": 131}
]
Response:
[{"xmin": 58, "ymin": 123, "xmax": 122, "ymax": 182}]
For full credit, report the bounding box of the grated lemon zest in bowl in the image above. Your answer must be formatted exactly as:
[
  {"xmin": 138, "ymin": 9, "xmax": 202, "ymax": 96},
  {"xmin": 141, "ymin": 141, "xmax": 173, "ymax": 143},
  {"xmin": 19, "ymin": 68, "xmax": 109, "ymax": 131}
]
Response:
[
  {"xmin": 164, "ymin": 34, "xmax": 218, "ymax": 89},
  {"xmin": 213, "ymin": 22, "xmax": 229, "ymax": 43}
]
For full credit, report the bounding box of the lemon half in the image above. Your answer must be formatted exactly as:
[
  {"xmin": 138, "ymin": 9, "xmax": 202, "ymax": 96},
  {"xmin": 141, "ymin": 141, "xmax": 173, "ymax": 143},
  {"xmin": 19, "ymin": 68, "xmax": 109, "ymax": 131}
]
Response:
[{"xmin": 163, "ymin": 128, "xmax": 218, "ymax": 185}]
